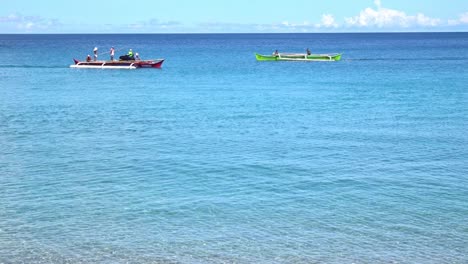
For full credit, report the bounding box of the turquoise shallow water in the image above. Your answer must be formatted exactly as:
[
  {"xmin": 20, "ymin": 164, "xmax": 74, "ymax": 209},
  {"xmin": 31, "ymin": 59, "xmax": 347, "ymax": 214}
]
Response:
[{"xmin": 0, "ymin": 33, "xmax": 467, "ymax": 263}]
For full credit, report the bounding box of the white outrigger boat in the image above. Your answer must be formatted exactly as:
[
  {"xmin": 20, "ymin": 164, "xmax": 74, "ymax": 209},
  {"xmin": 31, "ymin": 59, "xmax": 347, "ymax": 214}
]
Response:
[{"xmin": 70, "ymin": 58, "xmax": 164, "ymax": 69}]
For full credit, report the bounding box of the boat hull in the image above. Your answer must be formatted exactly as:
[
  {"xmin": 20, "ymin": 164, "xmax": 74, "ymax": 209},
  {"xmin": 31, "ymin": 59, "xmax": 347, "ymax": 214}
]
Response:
[
  {"xmin": 256, "ymin": 53, "xmax": 341, "ymax": 61},
  {"xmin": 70, "ymin": 59, "xmax": 164, "ymax": 69}
]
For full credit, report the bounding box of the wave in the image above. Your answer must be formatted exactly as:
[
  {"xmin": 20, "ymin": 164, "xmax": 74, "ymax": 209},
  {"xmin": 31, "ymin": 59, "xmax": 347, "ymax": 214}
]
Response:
[
  {"xmin": 344, "ymin": 57, "xmax": 468, "ymax": 61},
  {"xmin": 0, "ymin": 65, "xmax": 67, "ymax": 69}
]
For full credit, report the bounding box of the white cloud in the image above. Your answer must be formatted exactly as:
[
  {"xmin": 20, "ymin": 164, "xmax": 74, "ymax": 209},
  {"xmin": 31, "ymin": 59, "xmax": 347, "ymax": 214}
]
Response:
[
  {"xmin": 265, "ymin": 21, "xmax": 315, "ymax": 32},
  {"xmin": 0, "ymin": 13, "xmax": 61, "ymax": 32},
  {"xmin": 24, "ymin": 22, "xmax": 34, "ymax": 29},
  {"xmin": 345, "ymin": 2, "xmax": 441, "ymax": 28},
  {"xmin": 317, "ymin": 14, "xmax": 338, "ymax": 28},
  {"xmin": 448, "ymin": 12, "xmax": 468, "ymax": 25},
  {"xmin": 415, "ymin": 13, "xmax": 441, "ymax": 26},
  {"xmin": 461, "ymin": 12, "xmax": 468, "ymax": 23},
  {"xmin": 0, "ymin": 14, "xmax": 21, "ymax": 23},
  {"xmin": 197, "ymin": 21, "xmax": 258, "ymax": 32},
  {"xmin": 127, "ymin": 19, "xmax": 182, "ymax": 31},
  {"xmin": 280, "ymin": 21, "xmax": 311, "ymax": 28},
  {"xmin": 1, "ymin": 3, "xmax": 467, "ymax": 33}
]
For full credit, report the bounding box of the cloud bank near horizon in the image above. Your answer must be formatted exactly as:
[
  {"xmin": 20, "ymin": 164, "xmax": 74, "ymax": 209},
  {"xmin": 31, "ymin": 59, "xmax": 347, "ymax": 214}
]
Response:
[{"xmin": 1, "ymin": 2, "xmax": 467, "ymax": 33}]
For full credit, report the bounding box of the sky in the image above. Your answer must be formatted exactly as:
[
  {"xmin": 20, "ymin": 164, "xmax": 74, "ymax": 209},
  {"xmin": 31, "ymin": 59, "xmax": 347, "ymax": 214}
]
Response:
[{"xmin": 0, "ymin": 0, "xmax": 467, "ymax": 33}]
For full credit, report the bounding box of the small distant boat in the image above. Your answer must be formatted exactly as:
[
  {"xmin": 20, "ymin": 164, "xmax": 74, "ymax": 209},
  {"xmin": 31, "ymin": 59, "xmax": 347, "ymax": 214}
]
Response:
[
  {"xmin": 70, "ymin": 59, "xmax": 165, "ymax": 69},
  {"xmin": 255, "ymin": 53, "xmax": 341, "ymax": 62}
]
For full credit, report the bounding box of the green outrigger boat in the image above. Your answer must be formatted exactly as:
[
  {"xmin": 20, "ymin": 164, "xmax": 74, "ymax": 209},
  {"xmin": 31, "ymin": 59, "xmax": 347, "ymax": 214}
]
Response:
[{"xmin": 256, "ymin": 53, "xmax": 342, "ymax": 62}]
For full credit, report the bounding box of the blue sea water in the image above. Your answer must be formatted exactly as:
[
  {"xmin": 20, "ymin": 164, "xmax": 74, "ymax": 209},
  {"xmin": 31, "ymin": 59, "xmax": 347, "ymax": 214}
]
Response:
[{"xmin": 0, "ymin": 33, "xmax": 467, "ymax": 263}]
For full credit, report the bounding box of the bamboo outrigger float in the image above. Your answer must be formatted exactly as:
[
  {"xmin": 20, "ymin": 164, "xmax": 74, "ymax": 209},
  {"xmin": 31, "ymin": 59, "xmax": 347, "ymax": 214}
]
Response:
[{"xmin": 255, "ymin": 53, "xmax": 342, "ymax": 62}]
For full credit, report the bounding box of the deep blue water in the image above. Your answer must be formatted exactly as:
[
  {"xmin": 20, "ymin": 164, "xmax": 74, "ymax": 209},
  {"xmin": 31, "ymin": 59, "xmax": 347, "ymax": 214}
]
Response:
[{"xmin": 0, "ymin": 33, "xmax": 467, "ymax": 263}]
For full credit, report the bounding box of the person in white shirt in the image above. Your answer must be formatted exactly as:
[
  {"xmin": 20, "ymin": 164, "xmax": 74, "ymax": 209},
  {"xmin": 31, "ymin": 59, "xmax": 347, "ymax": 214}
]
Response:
[
  {"xmin": 93, "ymin": 47, "xmax": 98, "ymax": 61},
  {"xmin": 110, "ymin": 47, "xmax": 115, "ymax": 61}
]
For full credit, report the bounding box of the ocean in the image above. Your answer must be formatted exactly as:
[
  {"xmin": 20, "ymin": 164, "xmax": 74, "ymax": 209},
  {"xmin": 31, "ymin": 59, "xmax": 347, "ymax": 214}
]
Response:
[{"xmin": 0, "ymin": 33, "xmax": 467, "ymax": 263}]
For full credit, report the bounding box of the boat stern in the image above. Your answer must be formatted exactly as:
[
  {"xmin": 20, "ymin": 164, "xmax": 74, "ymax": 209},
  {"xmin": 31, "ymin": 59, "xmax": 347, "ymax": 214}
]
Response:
[{"xmin": 136, "ymin": 59, "xmax": 164, "ymax": 68}]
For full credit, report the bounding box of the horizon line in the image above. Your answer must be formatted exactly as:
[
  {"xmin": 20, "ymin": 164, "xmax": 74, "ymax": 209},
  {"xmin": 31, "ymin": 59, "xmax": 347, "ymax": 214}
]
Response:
[{"xmin": 1, "ymin": 31, "xmax": 467, "ymax": 35}]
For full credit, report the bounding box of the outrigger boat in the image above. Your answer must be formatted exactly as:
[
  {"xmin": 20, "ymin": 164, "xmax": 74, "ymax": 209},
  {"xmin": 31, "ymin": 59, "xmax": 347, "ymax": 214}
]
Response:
[
  {"xmin": 255, "ymin": 53, "xmax": 341, "ymax": 62},
  {"xmin": 70, "ymin": 58, "xmax": 164, "ymax": 69}
]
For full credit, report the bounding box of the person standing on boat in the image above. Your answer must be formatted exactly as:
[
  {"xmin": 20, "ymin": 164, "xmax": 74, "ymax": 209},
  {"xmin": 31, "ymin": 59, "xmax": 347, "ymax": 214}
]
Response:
[
  {"xmin": 273, "ymin": 50, "xmax": 279, "ymax": 57},
  {"xmin": 128, "ymin": 49, "xmax": 134, "ymax": 59},
  {"xmin": 110, "ymin": 47, "xmax": 115, "ymax": 61},
  {"xmin": 306, "ymin": 48, "xmax": 311, "ymax": 55},
  {"xmin": 93, "ymin": 47, "xmax": 98, "ymax": 61}
]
